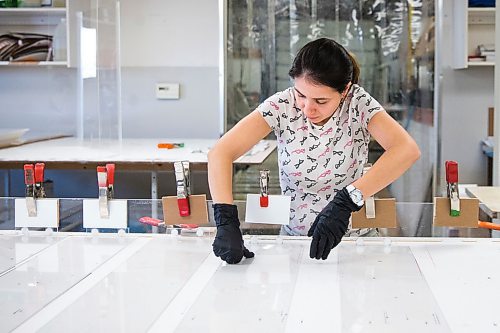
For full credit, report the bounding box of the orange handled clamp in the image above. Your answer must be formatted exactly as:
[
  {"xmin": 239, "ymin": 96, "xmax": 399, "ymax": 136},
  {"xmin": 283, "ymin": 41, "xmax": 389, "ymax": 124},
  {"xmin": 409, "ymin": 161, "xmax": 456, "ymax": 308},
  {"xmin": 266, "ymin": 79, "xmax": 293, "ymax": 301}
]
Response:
[{"xmin": 478, "ymin": 221, "xmax": 500, "ymax": 231}]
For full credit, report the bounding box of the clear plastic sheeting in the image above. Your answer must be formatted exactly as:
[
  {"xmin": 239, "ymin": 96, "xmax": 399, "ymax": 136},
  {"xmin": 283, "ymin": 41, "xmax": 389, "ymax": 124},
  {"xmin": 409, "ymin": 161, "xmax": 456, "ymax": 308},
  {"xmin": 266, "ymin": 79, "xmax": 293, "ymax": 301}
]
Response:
[
  {"xmin": 0, "ymin": 234, "xmax": 133, "ymax": 332},
  {"xmin": 0, "ymin": 233, "xmax": 67, "ymax": 274},
  {"xmin": 76, "ymin": 0, "xmax": 122, "ymax": 141},
  {"xmin": 1, "ymin": 235, "xmax": 500, "ymax": 332},
  {"xmin": 338, "ymin": 245, "xmax": 449, "ymax": 332},
  {"xmin": 226, "ymin": 0, "xmax": 436, "ymax": 204},
  {"xmin": 176, "ymin": 241, "xmax": 303, "ymax": 332},
  {"xmin": 39, "ymin": 237, "xmax": 213, "ymax": 333},
  {"xmin": 0, "ymin": 198, "xmax": 493, "ymax": 238}
]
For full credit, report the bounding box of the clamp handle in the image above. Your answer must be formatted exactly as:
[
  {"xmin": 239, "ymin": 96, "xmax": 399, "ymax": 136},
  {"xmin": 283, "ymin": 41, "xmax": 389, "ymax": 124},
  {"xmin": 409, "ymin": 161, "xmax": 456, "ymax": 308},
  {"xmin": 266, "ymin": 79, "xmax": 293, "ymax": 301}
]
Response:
[
  {"xmin": 34, "ymin": 163, "xmax": 45, "ymax": 184},
  {"xmin": 24, "ymin": 164, "xmax": 35, "ymax": 185},
  {"xmin": 106, "ymin": 163, "xmax": 115, "ymax": 186},
  {"xmin": 445, "ymin": 161, "xmax": 458, "ymax": 183}
]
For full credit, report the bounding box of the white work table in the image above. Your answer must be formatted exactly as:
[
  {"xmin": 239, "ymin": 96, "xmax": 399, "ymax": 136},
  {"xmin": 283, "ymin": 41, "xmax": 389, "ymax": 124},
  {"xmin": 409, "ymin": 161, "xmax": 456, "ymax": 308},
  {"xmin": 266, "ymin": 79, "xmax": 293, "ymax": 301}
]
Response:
[
  {"xmin": 0, "ymin": 232, "xmax": 499, "ymax": 332},
  {"xmin": 466, "ymin": 186, "xmax": 500, "ymax": 237},
  {"xmin": 0, "ymin": 137, "xmax": 277, "ymax": 170},
  {"xmin": 0, "ymin": 138, "xmax": 276, "ymax": 200}
]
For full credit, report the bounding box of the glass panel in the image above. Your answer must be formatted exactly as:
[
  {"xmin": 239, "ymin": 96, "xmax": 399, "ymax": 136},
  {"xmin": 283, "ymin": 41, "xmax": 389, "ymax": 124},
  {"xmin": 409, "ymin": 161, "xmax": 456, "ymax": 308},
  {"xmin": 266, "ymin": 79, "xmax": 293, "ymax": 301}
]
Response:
[
  {"xmin": 227, "ymin": 0, "xmax": 436, "ymax": 205},
  {"xmin": 75, "ymin": 0, "xmax": 122, "ymax": 140}
]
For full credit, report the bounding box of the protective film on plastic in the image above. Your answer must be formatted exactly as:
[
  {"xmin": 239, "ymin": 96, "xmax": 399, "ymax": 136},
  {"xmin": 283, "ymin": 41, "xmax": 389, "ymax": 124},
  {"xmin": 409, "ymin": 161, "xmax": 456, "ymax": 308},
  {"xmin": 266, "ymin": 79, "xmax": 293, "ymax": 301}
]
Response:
[
  {"xmin": 39, "ymin": 237, "xmax": 213, "ymax": 333},
  {"xmin": 175, "ymin": 240, "xmax": 303, "ymax": 332},
  {"xmin": 0, "ymin": 233, "xmax": 67, "ymax": 275},
  {"xmin": 338, "ymin": 243, "xmax": 451, "ymax": 332},
  {"xmin": 411, "ymin": 241, "xmax": 500, "ymax": 332},
  {"xmin": 0, "ymin": 235, "xmax": 133, "ymax": 332}
]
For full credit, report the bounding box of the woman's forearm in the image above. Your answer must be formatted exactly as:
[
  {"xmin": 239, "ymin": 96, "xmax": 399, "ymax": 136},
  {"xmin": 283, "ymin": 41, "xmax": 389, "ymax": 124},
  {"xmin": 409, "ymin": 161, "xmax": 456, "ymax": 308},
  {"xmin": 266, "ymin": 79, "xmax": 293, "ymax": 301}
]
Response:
[
  {"xmin": 352, "ymin": 140, "xmax": 421, "ymax": 199},
  {"xmin": 208, "ymin": 149, "xmax": 235, "ymax": 204}
]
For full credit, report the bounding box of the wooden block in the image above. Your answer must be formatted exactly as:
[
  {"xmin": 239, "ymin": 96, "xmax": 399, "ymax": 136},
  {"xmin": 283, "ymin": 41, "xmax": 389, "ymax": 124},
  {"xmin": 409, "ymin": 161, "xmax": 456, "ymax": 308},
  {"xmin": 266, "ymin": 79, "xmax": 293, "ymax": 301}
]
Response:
[
  {"xmin": 162, "ymin": 194, "xmax": 208, "ymax": 225},
  {"xmin": 15, "ymin": 198, "xmax": 59, "ymax": 228},
  {"xmin": 433, "ymin": 197, "xmax": 479, "ymax": 227},
  {"xmin": 352, "ymin": 198, "xmax": 397, "ymax": 228}
]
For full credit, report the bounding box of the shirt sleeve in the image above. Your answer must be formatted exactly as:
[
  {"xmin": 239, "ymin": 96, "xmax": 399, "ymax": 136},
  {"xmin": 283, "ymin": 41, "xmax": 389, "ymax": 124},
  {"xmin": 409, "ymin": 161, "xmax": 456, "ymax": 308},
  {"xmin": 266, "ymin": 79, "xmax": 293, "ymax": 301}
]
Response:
[
  {"xmin": 353, "ymin": 86, "xmax": 384, "ymax": 129},
  {"xmin": 256, "ymin": 89, "xmax": 292, "ymax": 135}
]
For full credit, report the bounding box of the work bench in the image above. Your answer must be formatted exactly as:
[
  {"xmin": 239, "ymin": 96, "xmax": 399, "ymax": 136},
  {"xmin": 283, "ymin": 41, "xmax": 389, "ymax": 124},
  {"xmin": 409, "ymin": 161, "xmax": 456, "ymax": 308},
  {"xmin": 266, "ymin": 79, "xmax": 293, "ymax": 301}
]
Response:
[{"xmin": 1, "ymin": 232, "xmax": 499, "ymax": 332}]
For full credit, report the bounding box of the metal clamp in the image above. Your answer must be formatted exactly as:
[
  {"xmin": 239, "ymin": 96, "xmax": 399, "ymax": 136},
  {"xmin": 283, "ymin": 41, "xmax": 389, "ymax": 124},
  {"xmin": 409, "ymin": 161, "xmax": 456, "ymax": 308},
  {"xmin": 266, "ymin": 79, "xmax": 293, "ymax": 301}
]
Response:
[
  {"xmin": 174, "ymin": 161, "xmax": 191, "ymax": 217},
  {"xmin": 106, "ymin": 163, "xmax": 115, "ymax": 200},
  {"xmin": 97, "ymin": 166, "xmax": 109, "ymax": 218},
  {"xmin": 34, "ymin": 163, "xmax": 46, "ymax": 199},
  {"xmin": 446, "ymin": 160, "xmax": 460, "ymax": 216},
  {"xmin": 363, "ymin": 163, "xmax": 375, "ymax": 219},
  {"xmin": 24, "ymin": 164, "xmax": 37, "ymax": 217},
  {"xmin": 259, "ymin": 169, "xmax": 270, "ymax": 207},
  {"xmin": 23, "ymin": 162, "xmax": 47, "ymax": 217}
]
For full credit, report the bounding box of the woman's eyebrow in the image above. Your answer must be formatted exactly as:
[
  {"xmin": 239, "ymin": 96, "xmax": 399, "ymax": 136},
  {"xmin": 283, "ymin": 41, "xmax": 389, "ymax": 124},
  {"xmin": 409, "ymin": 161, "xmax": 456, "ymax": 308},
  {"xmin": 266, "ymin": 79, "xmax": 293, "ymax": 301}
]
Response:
[{"xmin": 294, "ymin": 87, "xmax": 330, "ymax": 100}]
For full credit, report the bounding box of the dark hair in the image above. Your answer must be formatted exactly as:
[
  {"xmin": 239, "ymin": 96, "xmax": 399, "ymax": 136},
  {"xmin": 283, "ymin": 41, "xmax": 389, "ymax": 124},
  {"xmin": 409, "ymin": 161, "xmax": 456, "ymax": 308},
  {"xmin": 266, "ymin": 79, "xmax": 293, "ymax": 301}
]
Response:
[{"xmin": 288, "ymin": 38, "xmax": 360, "ymax": 93}]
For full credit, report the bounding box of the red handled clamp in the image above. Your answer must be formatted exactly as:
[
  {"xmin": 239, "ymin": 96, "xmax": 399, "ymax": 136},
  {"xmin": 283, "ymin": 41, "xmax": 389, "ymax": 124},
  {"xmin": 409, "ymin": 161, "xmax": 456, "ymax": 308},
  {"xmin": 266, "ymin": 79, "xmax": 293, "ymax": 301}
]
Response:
[
  {"xmin": 445, "ymin": 160, "xmax": 460, "ymax": 217},
  {"xmin": 34, "ymin": 162, "xmax": 46, "ymax": 198},
  {"xmin": 259, "ymin": 169, "xmax": 270, "ymax": 207},
  {"xmin": 106, "ymin": 163, "xmax": 115, "ymax": 199},
  {"xmin": 24, "ymin": 164, "xmax": 37, "ymax": 217},
  {"xmin": 174, "ymin": 161, "xmax": 191, "ymax": 217},
  {"xmin": 97, "ymin": 163, "xmax": 116, "ymax": 218},
  {"xmin": 97, "ymin": 165, "xmax": 109, "ymax": 218}
]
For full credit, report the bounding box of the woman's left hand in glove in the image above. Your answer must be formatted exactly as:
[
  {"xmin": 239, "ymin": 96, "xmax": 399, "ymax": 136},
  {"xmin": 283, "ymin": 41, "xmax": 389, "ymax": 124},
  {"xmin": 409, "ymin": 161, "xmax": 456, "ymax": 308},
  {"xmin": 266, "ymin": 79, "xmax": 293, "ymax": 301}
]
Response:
[{"xmin": 307, "ymin": 187, "xmax": 363, "ymax": 260}]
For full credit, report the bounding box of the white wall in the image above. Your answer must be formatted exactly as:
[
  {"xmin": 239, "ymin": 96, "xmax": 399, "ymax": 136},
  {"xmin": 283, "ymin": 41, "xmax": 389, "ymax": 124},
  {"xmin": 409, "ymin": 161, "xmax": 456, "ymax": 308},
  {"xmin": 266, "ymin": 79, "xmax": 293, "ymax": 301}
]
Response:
[
  {"xmin": 120, "ymin": 0, "xmax": 219, "ymax": 68},
  {"xmin": 440, "ymin": 0, "xmax": 492, "ymax": 188}
]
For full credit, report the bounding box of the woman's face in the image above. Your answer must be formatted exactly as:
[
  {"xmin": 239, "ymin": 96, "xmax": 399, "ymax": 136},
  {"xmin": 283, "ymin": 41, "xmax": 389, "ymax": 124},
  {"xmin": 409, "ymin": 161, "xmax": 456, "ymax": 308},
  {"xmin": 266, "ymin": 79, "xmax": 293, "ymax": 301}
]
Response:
[{"xmin": 293, "ymin": 76, "xmax": 348, "ymax": 126}]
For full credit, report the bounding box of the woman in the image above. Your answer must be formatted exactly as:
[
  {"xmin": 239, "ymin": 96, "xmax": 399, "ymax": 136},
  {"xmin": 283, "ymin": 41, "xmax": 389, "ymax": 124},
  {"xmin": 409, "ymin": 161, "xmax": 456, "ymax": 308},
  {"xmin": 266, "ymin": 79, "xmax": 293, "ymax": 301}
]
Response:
[{"xmin": 208, "ymin": 38, "xmax": 420, "ymax": 264}]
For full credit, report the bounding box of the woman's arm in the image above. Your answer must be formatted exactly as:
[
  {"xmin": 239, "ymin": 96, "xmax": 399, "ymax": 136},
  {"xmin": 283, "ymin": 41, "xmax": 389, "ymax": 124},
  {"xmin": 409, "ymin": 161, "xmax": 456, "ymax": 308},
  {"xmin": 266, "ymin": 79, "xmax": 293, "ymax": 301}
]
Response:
[
  {"xmin": 352, "ymin": 111, "xmax": 421, "ymax": 199},
  {"xmin": 208, "ymin": 110, "xmax": 273, "ymax": 204}
]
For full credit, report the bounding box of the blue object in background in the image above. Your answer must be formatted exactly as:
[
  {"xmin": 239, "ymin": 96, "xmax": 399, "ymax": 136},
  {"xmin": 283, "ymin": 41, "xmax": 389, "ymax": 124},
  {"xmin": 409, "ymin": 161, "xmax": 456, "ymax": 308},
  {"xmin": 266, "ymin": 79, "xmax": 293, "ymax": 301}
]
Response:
[{"xmin": 469, "ymin": 0, "xmax": 495, "ymax": 7}]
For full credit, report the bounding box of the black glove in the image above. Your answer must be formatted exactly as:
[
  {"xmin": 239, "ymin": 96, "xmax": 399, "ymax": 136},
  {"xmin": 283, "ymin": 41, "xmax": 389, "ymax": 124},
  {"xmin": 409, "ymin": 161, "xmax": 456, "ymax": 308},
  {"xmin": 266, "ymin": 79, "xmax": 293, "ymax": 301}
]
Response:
[
  {"xmin": 307, "ymin": 188, "xmax": 362, "ymax": 260},
  {"xmin": 212, "ymin": 203, "xmax": 255, "ymax": 264}
]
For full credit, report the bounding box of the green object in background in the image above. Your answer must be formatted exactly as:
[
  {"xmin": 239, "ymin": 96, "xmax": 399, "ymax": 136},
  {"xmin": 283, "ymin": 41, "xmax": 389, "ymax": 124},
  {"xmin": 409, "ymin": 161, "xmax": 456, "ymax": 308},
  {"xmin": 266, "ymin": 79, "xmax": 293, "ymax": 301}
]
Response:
[
  {"xmin": 450, "ymin": 210, "xmax": 460, "ymax": 217},
  {"xmin": 0, "ymin": 0, "xmax": 21, "ymax": 7}
]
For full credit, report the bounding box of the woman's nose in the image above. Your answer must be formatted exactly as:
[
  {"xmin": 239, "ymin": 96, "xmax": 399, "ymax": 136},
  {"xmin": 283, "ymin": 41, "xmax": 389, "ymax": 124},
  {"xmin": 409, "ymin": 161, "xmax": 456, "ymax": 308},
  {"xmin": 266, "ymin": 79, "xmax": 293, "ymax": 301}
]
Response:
[{"xmin": 302, "ymin": 99, "xmax": 314, "ymax": 113}]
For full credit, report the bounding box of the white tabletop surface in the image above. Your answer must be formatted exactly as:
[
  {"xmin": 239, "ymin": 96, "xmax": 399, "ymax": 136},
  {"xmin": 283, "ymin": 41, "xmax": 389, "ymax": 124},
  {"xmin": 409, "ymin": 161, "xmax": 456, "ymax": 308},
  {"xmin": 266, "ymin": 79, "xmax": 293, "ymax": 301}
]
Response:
[
  {"xmin": 1, "ymin": 232, "xmax": 499, "ymax": 332},
  {"xmin": 466, "ymin": 186, "xmax": 500, "ymax": 214},
  {"xmin": 0, "ymin": 138, "xmax": 277, "ymax": 167}
]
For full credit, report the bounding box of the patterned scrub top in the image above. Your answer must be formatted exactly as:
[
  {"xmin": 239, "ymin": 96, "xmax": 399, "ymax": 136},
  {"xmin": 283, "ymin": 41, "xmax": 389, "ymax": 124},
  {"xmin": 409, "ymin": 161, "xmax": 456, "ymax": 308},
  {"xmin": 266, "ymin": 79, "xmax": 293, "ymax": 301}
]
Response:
[{"xmin": 256, "ymin": 84, "xmax": 384, "ymax": 236}]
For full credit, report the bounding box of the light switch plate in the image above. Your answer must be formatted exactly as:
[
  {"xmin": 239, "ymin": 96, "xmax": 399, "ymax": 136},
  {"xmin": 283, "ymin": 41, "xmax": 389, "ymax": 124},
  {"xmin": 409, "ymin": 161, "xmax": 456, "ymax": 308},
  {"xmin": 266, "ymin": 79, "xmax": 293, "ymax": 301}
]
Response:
[{"xmin": 156, "ymin": 83, "xmax": 180, "ymax": 99}]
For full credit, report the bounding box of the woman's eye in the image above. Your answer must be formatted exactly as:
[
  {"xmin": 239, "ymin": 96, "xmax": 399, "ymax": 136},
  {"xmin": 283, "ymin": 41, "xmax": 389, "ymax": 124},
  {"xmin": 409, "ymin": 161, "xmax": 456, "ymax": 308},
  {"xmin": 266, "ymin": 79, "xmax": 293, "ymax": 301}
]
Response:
[{"xmin": 316, "ymin": 101, "xmax": 326, "ymax": 105}]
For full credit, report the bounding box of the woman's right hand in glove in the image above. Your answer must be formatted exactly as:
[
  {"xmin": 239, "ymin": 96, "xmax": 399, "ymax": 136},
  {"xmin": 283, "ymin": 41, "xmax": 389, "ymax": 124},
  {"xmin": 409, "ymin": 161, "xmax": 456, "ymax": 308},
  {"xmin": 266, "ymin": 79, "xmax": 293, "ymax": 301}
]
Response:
[{"xmin": 212, "ymin": 203, "xmax": 255, "ymax": 264}]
